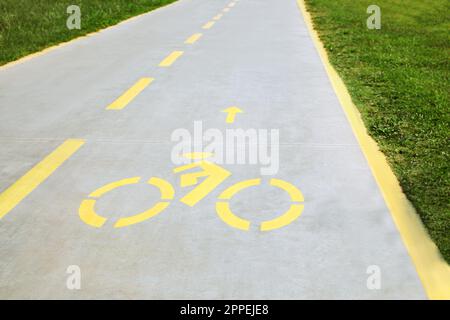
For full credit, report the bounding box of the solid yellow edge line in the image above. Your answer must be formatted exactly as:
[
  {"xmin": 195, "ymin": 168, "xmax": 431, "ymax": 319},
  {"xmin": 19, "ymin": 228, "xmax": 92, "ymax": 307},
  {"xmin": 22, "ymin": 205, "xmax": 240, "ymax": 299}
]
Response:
[
  {"xmin": 185, "ymin": 33, "xmax": 203, "ymax": 44},
  {"xmin": 159, "ymin": 51, "xmax": 184, "ymax": 67},
  {"xmin": 106, "ymin": 78, "xmax": 154, "ymax": 110},
  {"xmin": 296, "ymin": 0, "xmax": 450, "ymax": 300},
  {"xmin": 0, "ymin": 139, "xmax": 85, "ymax": 219}
]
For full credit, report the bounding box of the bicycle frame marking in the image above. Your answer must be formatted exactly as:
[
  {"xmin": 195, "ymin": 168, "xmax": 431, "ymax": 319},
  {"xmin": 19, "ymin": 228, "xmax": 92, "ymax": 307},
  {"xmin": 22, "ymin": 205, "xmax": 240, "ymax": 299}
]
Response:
[
  {"xmin": 174, "ymin": 160, "xmax": 231, "ymax": 207},
  {"xmin": 79, "ymin": 177, "xmax": 174, "ymax": 228},
  {"xmin": 216, "ymin": 178, "xmax": 304, "ymax": 231},
  {"xmin": 78, "ymin": 155, "xmax": 304, "ymax": 231}
]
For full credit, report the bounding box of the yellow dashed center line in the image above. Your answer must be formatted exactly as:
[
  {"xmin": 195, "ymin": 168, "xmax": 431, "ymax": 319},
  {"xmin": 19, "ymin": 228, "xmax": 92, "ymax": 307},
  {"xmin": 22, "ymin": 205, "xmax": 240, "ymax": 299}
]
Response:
[
  {"xmin": 202, "ymin": 21, "xmax": 215, "ymax": 29},
  {"xmin": 1, "ymin": 0, "xmax": 237, "ymax": 220},
  {"xmin": 159, "ymin": 51, "xmax": 184, "ymax": 67},
  {"xmin": 106, "ymin": 77, "xmax": 154, "ymax": 110},
  {"xmin": 0, "ymin": 139, "xmax": 85, "ymax": 220},
  {"xmin": 185, "ymin": 33, "xmax": 203, "ymax": 44}
]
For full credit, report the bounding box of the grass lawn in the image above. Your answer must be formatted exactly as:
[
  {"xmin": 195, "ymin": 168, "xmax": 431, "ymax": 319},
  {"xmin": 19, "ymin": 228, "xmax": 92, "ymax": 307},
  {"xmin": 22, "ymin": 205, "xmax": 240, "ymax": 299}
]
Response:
[
  {"xmin": 0, "ymin": 0, "xmax": 177, "ymax": 66},
  {"xmin": 305, "ymin": 0, "xmax": 449, "ymax": 262}
]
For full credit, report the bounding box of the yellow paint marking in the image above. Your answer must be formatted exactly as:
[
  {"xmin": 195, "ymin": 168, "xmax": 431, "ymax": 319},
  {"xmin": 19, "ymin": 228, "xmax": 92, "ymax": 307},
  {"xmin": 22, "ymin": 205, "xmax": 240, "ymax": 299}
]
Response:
[
  {"xmin": 79, "ymin": 176, "xmax": 174, "ymax": 228},
  {"xmin": 179, "ymin": 170, "xmax": 210, "ymax": 187},
  {"xmin": 260, "ymin": 204, "xmax": 304, "ymax": 232},
  {"xmin": 114, "ymin": 202, "xmax": 170, "ymax": 228},
  {"xmin": 202, "ymin": 21, "xmax": 215, "ymax": 29},
  {"xmin": 0, "ymin": 139, "xmax": 85, "ymax": 220},
  {"xmin": 213, "ymin": 14, "xmax": 223, "ymax": 21},
  {"xmin": 228, "ymin": 2, "xmax": 236, "ymax": 7},
  {"xmin": 89, "ymin": 177, "xmax": 141, "ymax": 198},
  {"xmin": 185, "ymin": 33, "xmax": 203, "ymax": 44},
  {"xmin": 148, "ymin": 177, "xmax": 175, "ymax": 200},
  {"xmin": 217, "ymin": 178, "xmax": 303, "ymax": 231},
  {"xmin": 223, "ymin": 8, "xmax": 230, "ymax": 12},
  {"xmin": 175, "ymin": 161, "xmax": 231, "ymax": 207},
  {"xmin": 159, "ymin": 51, "xmax": 184, "ymax": 67},
  {"xmin": 106, "ymin": 78, "xmax": 154, "ymax": 110},
  {"xmin": 216, "ymin": 202, "xmax": 250, "ymax": 231},
  {"xmin": 219, "ymin": 179, "xmax": 260, "ymax": 200},
  {"xmin": 79, "ymin": 199, "xmax": 107, "ymax": 228},
  {"xmin": 222, "ymin": 106, "xmax": 243, "ymax": 124},
  {"xmin": 297, "ymin": 0, "xmax": 450, "ymax": 299},
  {"xmin": 270, "ymin": 178, "xmax": 304, "ymax": 202}
]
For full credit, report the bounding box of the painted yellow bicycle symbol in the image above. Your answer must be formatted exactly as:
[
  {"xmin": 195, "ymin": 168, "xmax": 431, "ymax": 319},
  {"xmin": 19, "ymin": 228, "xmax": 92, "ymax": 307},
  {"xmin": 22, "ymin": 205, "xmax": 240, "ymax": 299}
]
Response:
[{"xmin": 79, "ymin": 153, "xmax": 304, "ymax": 231}]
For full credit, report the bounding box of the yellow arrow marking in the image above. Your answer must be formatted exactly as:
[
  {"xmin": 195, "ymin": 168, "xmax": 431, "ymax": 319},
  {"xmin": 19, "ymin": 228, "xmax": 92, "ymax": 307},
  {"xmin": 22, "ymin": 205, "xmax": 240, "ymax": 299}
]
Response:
[{"xmin": 222, "ymin": 106, "xmax": 243, "ymax": 123}]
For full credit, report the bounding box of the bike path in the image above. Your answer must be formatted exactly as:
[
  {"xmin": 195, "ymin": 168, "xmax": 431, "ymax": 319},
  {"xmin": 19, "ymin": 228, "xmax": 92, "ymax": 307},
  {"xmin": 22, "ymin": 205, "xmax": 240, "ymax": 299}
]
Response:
[{"xmin": 0, "ymin": 0, "xmax": 425, "ymax": 298}]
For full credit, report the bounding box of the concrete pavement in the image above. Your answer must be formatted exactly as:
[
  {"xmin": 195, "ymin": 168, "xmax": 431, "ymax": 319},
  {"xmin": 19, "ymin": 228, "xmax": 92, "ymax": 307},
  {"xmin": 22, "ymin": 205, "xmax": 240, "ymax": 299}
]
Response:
[{"xmin": 0, "ymin": 0, "xmax": 426, "ymax": 299}]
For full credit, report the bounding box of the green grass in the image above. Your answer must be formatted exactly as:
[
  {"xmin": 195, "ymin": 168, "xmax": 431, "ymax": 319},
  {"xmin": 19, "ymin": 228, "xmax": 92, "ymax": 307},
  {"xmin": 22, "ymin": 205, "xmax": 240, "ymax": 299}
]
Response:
[
  {"xmin": 305, "ymin": 0, "xmax": 450, "ymax": 262},
  {"xmin": 0, "ymin": 0, "xmax": 177, "ymax": 66}
]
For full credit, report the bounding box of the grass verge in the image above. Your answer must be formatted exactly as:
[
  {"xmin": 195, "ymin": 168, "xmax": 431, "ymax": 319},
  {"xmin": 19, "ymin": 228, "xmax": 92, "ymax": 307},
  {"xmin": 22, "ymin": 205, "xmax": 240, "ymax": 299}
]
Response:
[
  {"xmin": 0, "ymin": 0, "xmax": 177, "ymax": 66},
  {"xmin": 304, "ymin": 0, "xmax": 449, "ymax": 262}
]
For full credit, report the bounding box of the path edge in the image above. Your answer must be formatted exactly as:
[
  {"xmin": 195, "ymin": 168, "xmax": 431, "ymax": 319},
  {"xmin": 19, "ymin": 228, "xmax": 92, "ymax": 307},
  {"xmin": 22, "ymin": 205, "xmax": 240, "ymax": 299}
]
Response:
[
  {"xmin": 0, "ymin": 0, "xmax": 180, "ymax": 71},
  {"xmin": 296, "ymin": 0, "xmax": 450, "ymax": 300}
]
